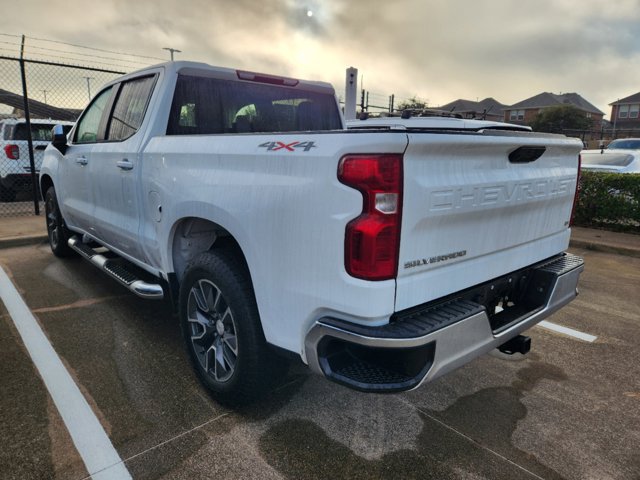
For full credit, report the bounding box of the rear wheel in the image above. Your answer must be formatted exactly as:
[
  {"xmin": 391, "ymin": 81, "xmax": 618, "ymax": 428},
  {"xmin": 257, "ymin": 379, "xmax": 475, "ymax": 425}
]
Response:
[
  {"xmin": 179, "ymin": 250, "xmax": 288, "ymax": 406},
  {"xmin": 44, "ymin": 186, "xmax": 74, "ymax": 257}
]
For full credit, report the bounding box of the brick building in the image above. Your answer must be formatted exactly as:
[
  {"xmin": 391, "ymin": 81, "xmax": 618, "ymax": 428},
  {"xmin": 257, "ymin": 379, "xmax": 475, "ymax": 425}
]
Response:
[
  {"xmin": 503, "ymin": 92, "xmax": 604, "ymax": 126},
  {"xmin": 436, "ymin": 98, "xmax": 506, "ymax": 122},
  {"xmin": 609, "ymin": 92, "xmax": 640, "ymax": 130}
]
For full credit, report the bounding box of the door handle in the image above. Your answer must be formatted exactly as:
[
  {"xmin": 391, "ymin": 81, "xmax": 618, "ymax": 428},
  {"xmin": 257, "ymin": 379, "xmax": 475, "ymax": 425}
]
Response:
[
  {"xmin": 75, "ymin": 156, "xmax": 88, "ymax": 165},
  {"xmin": 116, "ymin": 159, "xmax": 134, "ymax": 171}
]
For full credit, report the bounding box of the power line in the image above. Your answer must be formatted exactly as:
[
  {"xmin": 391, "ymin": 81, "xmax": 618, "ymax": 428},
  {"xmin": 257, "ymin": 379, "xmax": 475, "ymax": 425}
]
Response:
[
  {"xmin": 24, "ymin": 44, "xmax": 154, "ymax": 66},
  {"xmin": 0, "ymin": 40, "xmax": 20, "ymax": 48},
  {"xmin": 16, "ymin": 51, "xmax": 144, "ymax": 71},
  {"xmin": 25, "ymin": 35, "xmax": 166, "ymax": 61},
  {"xmin": 0, "ymin": 32, "xmax": 166, "ymax": 71},
  {"xmin": 0, "ymin": 48, "xmax": 20, "ymax": 56},
  {"xmin": 0, "ymin": 55, "xmax": 125, "ymax": 75}
]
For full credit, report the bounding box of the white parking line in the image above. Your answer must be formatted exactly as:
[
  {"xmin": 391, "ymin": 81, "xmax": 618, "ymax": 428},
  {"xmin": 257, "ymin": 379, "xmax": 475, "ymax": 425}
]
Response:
[
  {"xmin": 536, "ymin": 320, "xmax": 598, "ymax": 343},
  {"xmin": 0, "ymin": 267, "xmax": 132, "ymax": 480}
]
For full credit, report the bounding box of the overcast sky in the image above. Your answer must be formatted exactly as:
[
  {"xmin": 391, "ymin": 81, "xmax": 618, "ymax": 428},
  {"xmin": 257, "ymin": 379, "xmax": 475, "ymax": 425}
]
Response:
[{"xmin": 6, "ymin": 0, "xmax": 640, "ymax": 118}]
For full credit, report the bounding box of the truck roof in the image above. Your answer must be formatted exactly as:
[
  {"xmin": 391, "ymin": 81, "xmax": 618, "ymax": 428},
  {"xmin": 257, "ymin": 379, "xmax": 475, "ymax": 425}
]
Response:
[{"xmin": 110, "ymin": 61, "xmax": 337, "ymax": 96}]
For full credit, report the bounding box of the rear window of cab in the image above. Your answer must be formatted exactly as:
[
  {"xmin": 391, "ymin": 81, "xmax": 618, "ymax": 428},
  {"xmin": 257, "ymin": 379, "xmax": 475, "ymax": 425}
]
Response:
[{"xmin": 167, "ymin": 74, "xmax": 341, "ymax": 135}]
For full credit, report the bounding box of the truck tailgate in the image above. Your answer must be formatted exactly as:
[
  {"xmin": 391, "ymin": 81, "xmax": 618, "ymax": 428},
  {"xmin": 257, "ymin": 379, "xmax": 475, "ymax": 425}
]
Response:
[{"xmin": 396, "ymin": 130, "xmax": 582, "ymax": 311}]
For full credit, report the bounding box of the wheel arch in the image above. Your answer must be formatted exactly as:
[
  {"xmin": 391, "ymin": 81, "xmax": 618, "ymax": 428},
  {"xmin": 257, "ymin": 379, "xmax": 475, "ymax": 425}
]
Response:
[
  {"xmin": 169, "ymin": 216, "xmax": 250, "ymax": 285},
  {"xmin": 40, "ymin": 174, "xmax": 54, "ymax": 202}
]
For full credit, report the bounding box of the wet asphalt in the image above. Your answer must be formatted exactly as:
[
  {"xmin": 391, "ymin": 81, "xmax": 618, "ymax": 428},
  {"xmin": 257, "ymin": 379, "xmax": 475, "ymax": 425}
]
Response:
[{"xmin": 1, "ymin": 242, "xmax": 639, "ymax": 480}]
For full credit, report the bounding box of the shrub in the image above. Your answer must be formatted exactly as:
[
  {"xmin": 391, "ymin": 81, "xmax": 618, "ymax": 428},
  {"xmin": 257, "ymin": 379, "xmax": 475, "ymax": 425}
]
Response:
[{"xmin": 573, "ymin": 171, "xmax": 640, "ymax": 233}]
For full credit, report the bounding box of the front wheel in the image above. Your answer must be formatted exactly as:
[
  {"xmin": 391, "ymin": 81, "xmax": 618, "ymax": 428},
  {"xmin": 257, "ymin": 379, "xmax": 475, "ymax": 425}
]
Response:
[
  {"xmin": 179, "ymin": 250, "xmax": 288, "ymax": 405},
  {"xmin": 44, "ymin": 186, "xmax": 75, "ymax": 257}
]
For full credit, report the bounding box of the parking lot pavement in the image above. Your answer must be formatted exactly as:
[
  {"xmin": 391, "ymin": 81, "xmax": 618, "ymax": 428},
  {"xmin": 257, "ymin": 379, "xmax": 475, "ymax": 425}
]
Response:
[
  {"xmin": 1, "ymin": 243, "xmax": 639, "ymax": 480},
  {"xmin": 0, "ymin": 301, "xmax": 88, "ymax": 480}
]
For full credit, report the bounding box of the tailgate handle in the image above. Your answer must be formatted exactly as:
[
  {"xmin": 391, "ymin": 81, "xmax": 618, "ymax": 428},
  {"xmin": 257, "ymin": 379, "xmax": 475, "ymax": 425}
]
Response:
[{"xmin": 509, "ymin": 146, "xmax": 546, "ymax": 163}]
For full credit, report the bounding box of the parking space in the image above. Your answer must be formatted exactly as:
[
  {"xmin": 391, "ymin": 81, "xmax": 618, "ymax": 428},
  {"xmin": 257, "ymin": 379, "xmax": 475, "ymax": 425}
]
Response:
[{"xmin": 1, "ymin": 242, "xmax": 639, "ymax": 479}]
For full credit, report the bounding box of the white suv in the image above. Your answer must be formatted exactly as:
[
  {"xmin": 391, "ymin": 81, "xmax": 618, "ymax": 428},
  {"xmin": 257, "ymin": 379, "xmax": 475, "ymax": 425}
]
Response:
[{"xmin": 0, "ymin": 118, "xmax": 74, "ymax": 201}]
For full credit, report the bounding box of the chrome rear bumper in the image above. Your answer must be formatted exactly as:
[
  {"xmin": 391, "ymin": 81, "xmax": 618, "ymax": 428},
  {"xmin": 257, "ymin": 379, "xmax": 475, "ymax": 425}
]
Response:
[{"xmin": 304, "ymin": 253, "xmax": 584, "ymax": 393}]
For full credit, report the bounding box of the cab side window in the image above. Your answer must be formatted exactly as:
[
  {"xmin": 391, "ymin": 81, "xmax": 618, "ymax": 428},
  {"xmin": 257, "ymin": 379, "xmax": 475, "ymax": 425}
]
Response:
[
  {"xmin": 74, "ymin": 86, "xmax": 114, "ymax": 143},
  {"xmin": 107, "ymin": 76, "xmax": 156, "ymax": 141}
]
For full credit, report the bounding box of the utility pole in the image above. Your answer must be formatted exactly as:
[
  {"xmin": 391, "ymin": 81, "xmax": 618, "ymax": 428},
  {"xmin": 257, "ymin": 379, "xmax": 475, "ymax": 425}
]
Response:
[
  {"xmin": 163, "ymin": 47, "xmax": 181, "ymax": 61},
  {"xmin": 83, "ymin": 76, "xmax": 94, "ymax": 101}
]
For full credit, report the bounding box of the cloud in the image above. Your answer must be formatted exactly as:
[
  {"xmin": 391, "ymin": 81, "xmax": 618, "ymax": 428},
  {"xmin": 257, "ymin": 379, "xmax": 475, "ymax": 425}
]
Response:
[{"xmin": 5, "ymin": 0, "xmax": 640, "ymax": 117}]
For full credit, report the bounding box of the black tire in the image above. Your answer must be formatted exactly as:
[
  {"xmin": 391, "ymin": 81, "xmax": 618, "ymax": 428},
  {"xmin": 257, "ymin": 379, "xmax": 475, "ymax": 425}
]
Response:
[
  {"xmin": 179, "ymin": 250, "xmax": 288, "ymax": 406},
  {"xmin": 44, "ymin": 186, "xmax": 75, "ymax": 257}
]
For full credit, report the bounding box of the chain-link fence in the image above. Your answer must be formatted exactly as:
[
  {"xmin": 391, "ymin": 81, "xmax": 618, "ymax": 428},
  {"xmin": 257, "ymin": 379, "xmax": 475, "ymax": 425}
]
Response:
[
  {"xmin": 0, "ymin": 57, "xmax": 123, "ymax": 216},
  {"xmin": 336, "ymin": 88, "xmax": 414, "ymax": 117},
  {"xmin": 0, "ymin": 34, "xmax": 160, "ymax": 217}
]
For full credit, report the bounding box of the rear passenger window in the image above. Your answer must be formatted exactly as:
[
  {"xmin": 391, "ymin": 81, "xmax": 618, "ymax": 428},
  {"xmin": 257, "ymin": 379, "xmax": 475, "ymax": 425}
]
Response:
[
  {"xmin": 107, "ymin": 76, "xmax": 156, "ymax": 141},
  {"xmin": 167, "ymin": 74, "xmax": 341, "ymax": 135}
]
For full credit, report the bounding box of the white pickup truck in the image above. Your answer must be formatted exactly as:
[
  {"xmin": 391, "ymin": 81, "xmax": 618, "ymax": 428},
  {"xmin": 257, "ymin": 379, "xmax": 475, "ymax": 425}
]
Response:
[{"xmin": 41, "ymin": 61, "xmax": 584, "ymax": 405}]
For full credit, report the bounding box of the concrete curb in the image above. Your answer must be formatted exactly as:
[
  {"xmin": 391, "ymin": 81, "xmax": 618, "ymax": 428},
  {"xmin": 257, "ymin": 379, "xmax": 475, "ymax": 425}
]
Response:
[
  {"xmin": 0, "ymin": 235, "xmax": 48, "ymax": 249},
  {"xmin": 569, "ymin": 239, "xmax": 640, "ymax": 259}
]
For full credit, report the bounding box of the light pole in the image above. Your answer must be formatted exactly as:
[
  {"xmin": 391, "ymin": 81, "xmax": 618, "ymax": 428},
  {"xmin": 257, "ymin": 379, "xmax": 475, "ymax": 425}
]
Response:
[
  {"xmin": 83, "ymin": 76, "xmax": 94, "ymax": 101},
  {"xmin": 163, "ymin": 47, "xmax": 182, "ymax": 61}
]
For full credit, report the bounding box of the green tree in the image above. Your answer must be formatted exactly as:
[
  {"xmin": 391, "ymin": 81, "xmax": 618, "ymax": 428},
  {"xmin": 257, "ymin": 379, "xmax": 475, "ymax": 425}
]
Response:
[
  {"xmin": 529, "ymin": 105, "xmax": 592, "ymax": 133},
  {"xmin": 397, "ymin": 96, "xmax": 428, "ymax": 111}
]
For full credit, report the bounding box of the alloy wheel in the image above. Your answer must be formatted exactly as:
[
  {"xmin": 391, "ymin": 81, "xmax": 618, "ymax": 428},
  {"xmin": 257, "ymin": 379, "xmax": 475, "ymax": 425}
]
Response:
[{"xmin": 187, "ymin": 279, "xmax": 238, "ymax": 383}]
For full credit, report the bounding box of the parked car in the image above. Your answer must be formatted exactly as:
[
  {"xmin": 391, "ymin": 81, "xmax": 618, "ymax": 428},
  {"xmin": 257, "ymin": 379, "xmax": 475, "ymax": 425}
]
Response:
[
  {"xmin": 0, "ymin": 118, "xmax": 74, "ymax": 201},
  {"xmin": 580, "ymin": 138, "xmax": 640, "ymax": 174}
]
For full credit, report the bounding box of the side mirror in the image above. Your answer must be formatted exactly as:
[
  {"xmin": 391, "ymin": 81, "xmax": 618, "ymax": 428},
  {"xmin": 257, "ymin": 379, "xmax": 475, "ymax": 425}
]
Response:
[{"xmin": 51, "ymin": 124, "xmax": 68, "ymax": 154}]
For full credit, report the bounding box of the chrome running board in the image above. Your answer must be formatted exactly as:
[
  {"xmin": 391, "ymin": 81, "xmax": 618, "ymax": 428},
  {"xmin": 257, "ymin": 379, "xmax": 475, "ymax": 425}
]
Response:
[{"xmin": 68, "ymin": 236, "xmax": 164, "ymax": 300}]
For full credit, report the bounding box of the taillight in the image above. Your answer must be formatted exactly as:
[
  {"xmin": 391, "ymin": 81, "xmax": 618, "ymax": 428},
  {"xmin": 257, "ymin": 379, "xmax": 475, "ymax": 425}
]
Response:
[
  {"xmin": 338, "ymin": 154, "xmax": 403, "ymax": 280},
  {"xmin": 4, "ymin": 144, "xmax": 19, "ymax": 160},
  {"xmin": 570, "ymin": 154, "xmax": 581, "ymax": 226}
]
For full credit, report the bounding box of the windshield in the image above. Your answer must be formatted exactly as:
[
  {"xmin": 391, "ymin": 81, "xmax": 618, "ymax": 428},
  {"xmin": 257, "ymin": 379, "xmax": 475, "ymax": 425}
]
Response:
[{"xmin": 606, "ymin": 139, "xmax": 640, "ymax": 150}]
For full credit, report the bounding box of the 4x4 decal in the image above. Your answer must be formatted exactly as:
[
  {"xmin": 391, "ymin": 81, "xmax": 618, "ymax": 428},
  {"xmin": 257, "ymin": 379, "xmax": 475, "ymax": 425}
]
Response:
[{"xmin": 259, "ymin": 141, "xmax": 316, "ymax": 152}]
